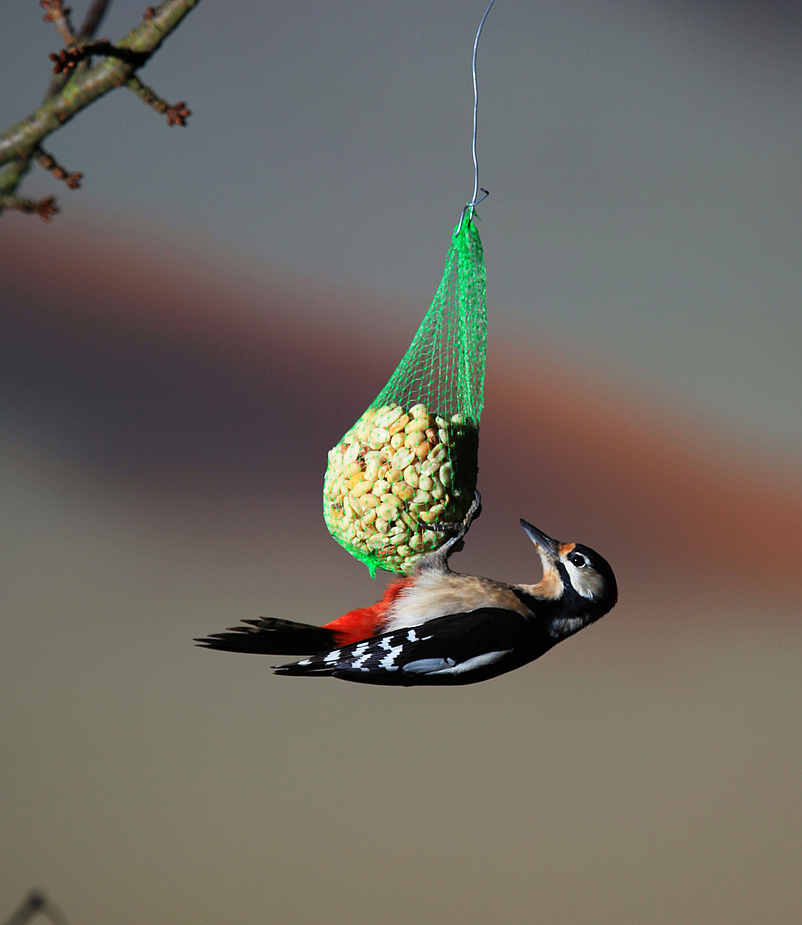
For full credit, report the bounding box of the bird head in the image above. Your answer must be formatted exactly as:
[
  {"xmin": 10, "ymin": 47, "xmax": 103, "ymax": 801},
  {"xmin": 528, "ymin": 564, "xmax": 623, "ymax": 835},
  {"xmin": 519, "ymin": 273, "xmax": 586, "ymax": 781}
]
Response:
[{"xmin": 519, "ymin": 519, "xmax": 618, "ymax": 634}]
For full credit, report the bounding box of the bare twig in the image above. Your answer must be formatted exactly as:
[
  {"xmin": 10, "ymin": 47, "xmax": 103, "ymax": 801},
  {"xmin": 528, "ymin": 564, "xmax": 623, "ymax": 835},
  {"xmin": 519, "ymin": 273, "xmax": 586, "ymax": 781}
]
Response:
[
  {"xmin": 0, "ymin": 0, "xmax": 202, "ymax": 217},
  {"xmin": 77, "ymin": 0, "xmax": 110, "ymax": 38},
  {"xmin": 0, "ymin": 195, "xmax": 60, "ymax": 221},
  {"xmin": 126, "ymin": 74, "xmax": 191, "ymax": 125},
  {"xmin": 40, "ymin": 0, "xmax": 77, "ymax": 46},
  {"xmin": 166, "ymin": 101, "xmax": 191, "ymax": 126},
  {"xmin": 34, "ymin": 148, "xmax": 82, "ymax": 188}
]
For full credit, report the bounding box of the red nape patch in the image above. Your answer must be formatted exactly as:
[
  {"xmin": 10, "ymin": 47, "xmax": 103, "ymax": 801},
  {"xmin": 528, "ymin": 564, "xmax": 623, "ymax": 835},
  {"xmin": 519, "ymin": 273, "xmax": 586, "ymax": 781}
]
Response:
[{"xmin": 323, "ymin": 579, "xmax": 411, "ymax": 645}]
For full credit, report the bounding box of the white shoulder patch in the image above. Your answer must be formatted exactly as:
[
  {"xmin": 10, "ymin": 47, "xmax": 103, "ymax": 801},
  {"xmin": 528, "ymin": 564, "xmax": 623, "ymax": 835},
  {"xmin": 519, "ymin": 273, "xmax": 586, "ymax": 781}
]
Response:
[
  {"xmin": 402, "ymin": 657, "xmax": 456, "ymax": 675},
  {"xmin": 402, "ymin": 649, "xmax": 512, "ymax": 677}
]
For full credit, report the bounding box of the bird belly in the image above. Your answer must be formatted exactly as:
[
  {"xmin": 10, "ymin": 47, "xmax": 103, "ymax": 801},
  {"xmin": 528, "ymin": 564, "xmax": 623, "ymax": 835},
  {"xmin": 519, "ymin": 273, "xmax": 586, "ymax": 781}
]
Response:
[{"xmin": 383, "ymin": 572, "xmax": 528, "ymax": 631}]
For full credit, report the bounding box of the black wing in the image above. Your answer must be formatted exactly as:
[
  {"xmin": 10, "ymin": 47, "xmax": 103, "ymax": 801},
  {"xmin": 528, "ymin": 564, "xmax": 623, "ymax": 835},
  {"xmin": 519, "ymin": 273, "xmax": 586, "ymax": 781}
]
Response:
[
  {"xmin": 274, "ymin": 608, "xmax": 549, "ymax": 686},
  {"xmin": 195, "ymin": 618, "xmax": 338, "ymax": 656}
]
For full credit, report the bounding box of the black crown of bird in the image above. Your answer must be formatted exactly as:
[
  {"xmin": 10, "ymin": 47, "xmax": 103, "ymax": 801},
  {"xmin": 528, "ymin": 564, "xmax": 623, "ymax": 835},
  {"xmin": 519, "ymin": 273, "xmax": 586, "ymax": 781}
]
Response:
[{"xmin": 196, "ymin": 494, "xmax": 618, "ymax": 686}]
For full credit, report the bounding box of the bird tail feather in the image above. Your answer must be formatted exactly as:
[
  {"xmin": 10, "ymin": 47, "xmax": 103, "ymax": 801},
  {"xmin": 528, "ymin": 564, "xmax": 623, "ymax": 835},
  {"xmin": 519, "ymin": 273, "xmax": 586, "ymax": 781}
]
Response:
[{"xmin": 195, "ymin": 618, "xmax": 338, "ymax": 656}]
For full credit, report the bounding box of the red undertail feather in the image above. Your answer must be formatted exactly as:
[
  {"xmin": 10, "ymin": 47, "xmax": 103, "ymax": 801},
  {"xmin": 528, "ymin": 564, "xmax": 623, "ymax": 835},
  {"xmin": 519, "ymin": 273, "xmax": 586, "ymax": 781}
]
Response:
[{"xmin": 323, "ymin": 579, "xmax": 411, "ymax": 645}]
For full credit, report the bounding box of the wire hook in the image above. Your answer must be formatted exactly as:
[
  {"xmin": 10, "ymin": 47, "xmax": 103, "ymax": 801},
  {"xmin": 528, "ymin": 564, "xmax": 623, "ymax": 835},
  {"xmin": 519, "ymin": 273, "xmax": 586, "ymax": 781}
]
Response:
[{"xmin": 457, "ymin": 188, "xmax": 490, "ymax": 234}]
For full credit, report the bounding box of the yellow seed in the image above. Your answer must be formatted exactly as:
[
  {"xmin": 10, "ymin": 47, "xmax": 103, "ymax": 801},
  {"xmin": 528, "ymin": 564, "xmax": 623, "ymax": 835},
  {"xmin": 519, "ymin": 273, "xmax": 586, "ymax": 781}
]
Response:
[
  {"xmin": 410, "ymin": 403, "xmax": 429, "ymax": 419},
  {"xmin": 350, "ymin": 479, "xmax": 369, "ymax": 498},
  {"xmin": 415, "ymin": 440, "xmax": 431, "ymax": 459},
  {"xmin": 360, "ymin": 494, "xmax": 380, "ymax": 509},
  {"xmin": 404, "ymin": 429, "xmax": 426, "ymax": 448},
  {"xmin": 419, "ymin": 475, "xmax": 434, "ymax": 492},
  {"xmin": 393, "ymin": 482, "xmax": 415, "ymax": 501},
  {"xmin": 420, "ymin": 458, "xmax": 440, "ymax": 477},
  {"xmin": 343, "ymin": 443, "xmax": 360, "ymax": 464},
  {"xmin": 393, "ymin": 447, "xmax": 414, "ymax": 469},
  {"xmin": 389, "ymin": 413, "xmax": 410, "ymax": 435},
  {"xmin": 390, "ymin": 432, "xmax": 405, "ymax": 449},
  {"xmin": 377, "ymin": 502, "xmax": 398, "ymax": 522},
  {"xmin": 378, "ymin": 406, "xmax": 403, "ymax": 429},
  {"xmin": 403, "ymin": 467, "xmax": 419, "ymax": 488},
  {"xmin": 405, "ymin": 417, "xmax": 428, "ymax": 435},
  {"xmin": 414, "ymin": 490, "xmax": 432, "ymax": 505}
]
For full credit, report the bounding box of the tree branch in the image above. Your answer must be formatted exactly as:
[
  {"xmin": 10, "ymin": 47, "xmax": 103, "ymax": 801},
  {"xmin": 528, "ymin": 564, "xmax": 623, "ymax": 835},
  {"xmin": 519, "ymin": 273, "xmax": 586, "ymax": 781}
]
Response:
[
  {"xmin": 46, "ymin": 0, "xmax": 112, "ymax": 99},
  {"xmin": 77, "ymin": 0, "xmax": 111, "ymax": 39},
  {"xmin": 0, "ymin": 0, "xmax": 202, "ymax": 218}
]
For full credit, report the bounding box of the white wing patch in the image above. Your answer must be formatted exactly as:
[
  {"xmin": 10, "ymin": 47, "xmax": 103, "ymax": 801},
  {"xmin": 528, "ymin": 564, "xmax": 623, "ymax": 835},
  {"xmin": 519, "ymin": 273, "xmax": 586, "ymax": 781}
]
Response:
[
  {"xmin": 430, "ymin": 649, "xmax": 513, "ymax": 676},
  {"xmin": 379, "ymin": 643, "xmax": 404, "ymax": 671},
  {"xmin": 401, "ymin": 657, "xmax": 456, "ymax": 674},
  {"xmin": 278, "ymin": 627, "xmax": 511, "ymax": 680},
  {"xmin": 402, "ymin": 649, "xmax": 512, "ymax": 677}
]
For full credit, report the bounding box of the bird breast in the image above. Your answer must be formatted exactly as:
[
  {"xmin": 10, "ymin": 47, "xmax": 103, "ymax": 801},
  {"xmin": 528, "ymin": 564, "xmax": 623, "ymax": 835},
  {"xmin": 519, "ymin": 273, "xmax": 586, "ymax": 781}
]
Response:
[{"xmin": 383, "ymin": 571, "xmax": 531, "ymax": 632}]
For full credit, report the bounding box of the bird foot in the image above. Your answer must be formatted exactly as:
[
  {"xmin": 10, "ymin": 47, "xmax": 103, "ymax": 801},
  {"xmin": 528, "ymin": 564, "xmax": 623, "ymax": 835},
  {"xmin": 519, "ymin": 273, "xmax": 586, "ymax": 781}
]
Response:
[{"xmin": 417, "ymin": 491, "xmax": 482, "ymax": 566}]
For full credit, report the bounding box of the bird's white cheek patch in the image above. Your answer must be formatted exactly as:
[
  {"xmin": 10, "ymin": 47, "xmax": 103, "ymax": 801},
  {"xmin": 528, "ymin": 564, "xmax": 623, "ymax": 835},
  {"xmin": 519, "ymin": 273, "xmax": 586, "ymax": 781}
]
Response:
[{"xmin": 565, "ymin": 563, "xmax": 605, "ymax": 600}]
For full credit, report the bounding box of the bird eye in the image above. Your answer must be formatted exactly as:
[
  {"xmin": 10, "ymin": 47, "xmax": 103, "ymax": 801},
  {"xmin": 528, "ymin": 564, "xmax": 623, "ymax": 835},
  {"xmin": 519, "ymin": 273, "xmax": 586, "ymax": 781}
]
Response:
[{"xmin": 568, "ymin": 552, "xmax": 588, "ymax": 568}]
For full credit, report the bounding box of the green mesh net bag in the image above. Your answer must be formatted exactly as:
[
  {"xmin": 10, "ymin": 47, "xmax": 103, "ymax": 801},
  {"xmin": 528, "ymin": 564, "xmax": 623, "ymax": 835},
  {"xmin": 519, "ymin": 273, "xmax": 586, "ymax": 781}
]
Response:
[{"xmin": 323, "ymin": 214, "xmax": 487, "ymax": 576}]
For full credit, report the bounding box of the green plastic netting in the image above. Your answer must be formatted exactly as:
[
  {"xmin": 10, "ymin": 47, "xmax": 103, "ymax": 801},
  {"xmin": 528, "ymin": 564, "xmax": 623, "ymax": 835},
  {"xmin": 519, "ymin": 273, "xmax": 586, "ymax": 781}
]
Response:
[{"xmin": 323, "ymin": 214, "xmax": 487, "ymax": 576}]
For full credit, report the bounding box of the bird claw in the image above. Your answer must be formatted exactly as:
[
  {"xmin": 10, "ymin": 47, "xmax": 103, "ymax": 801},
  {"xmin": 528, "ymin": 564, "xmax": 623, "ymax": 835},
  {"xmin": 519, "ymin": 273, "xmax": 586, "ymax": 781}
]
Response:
[
  {"xmin": 419, "ymin": 490, "xmax": 481, "ymax": 533},
  {"xmin": 417, "ymin": 491, "xmax": 482, "ymax": 564}
]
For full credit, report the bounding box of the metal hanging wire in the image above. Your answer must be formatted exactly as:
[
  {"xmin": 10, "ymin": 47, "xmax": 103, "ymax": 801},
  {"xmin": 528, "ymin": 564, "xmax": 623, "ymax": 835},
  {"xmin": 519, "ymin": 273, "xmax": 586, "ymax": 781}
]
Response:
[{"xmin": 459, "ymin": 0, "xmax": 496, "ymax": 231}]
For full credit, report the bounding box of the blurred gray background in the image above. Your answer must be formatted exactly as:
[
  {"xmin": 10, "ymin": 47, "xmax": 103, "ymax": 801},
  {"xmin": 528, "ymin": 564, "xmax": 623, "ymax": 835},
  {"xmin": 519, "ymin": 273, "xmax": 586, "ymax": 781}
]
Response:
[{"xmin": 1, "ymin": 1, "xmax": 800, "ymax": 923}]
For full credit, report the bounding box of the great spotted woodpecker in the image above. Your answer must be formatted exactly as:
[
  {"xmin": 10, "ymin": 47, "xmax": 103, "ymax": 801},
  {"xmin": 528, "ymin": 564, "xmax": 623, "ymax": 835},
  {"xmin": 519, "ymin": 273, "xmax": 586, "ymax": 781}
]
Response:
[{"xmin": 195, "ymin": 496, "xmax": 617, "ymax": 685}]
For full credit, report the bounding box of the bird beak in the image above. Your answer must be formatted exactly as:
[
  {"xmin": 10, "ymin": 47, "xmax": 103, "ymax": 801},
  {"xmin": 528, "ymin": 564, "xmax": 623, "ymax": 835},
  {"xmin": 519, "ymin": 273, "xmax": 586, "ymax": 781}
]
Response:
[{"xmin": 519, "ymin": 520, "xmax": 559, "ymax": 563}]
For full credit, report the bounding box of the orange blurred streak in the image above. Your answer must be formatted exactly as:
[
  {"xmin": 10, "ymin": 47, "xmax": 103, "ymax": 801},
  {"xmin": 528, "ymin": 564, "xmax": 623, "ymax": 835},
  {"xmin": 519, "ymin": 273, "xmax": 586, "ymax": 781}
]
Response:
[{"xmin": 1, "ymin": 220, "xmax": 800, "ymax": 594}]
